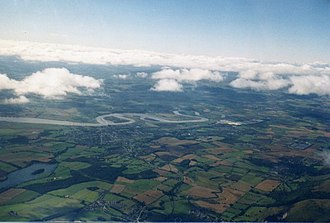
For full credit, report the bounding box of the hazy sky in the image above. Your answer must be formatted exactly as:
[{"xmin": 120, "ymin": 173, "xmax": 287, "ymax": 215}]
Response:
[{"xmin": 0, "ymin": 0, "xmax": 329, "ymax": 62}]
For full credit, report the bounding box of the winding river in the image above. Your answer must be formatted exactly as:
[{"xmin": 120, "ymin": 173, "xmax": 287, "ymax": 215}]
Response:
[{"xmin": 0, "ymin": 111, "xmax": 208, "ymax": 127}]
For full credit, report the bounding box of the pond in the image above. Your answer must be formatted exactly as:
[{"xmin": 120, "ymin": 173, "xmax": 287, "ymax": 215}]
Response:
[{"xmin": 0, "ymin": 162, "xmax": 57, "ymax": 191}]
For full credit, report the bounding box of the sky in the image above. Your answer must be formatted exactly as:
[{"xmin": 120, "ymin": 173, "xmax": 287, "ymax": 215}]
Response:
[{"xmin": 0, "ymin": 0, "xmax": 329, "ymax": 63}]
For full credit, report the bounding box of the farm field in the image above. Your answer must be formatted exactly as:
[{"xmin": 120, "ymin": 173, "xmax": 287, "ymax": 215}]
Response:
[{"xmin": 0, "ymin": 57, "xmax": 329, "ymax": 222}]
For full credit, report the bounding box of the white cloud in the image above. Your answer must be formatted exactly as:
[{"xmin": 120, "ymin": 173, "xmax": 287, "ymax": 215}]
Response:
[
  {"xmin": 289, "ymin": 75, "xmax": 330, "ymax": 96},
  {"xmin": 230, "ymin": 70, "xmax": 330, "ymax": 96},
  {"xmin": 230, "ymin": 71, "xmax": 291, "ymax": 91},
  {"xmin": 0, "ymin": 73, "xmax": 19, "ymax": 90},
  {"xmin": 288, "ymin": 75, "xmax": 330, "ymax": 96},
  {"xmin": 136, "ymin": 72, "xmax": 148, "ymax": 78},
  {"xmin": 2, "ymin": 39, "xmax": 329, "ymax": 74},
  {"xmin": 3, "ymin": 96, "xmax": 29, "ymax": 104},
  {"xmin": 114, "ymin": 74, "xmax": 129, "ymax": 79},
  {"xmin": 0, "ymin": 68, "xmax": 102, "ymax": 103},
  {"xmin": 150, "ymin": 68, "xmax": 223, "ymax": 92},
  {"xmin": 152, "ymin": 68, "xmax": 223, "ymax": 82},
  {"xmin": 0, "ymin": 39, "xmax": 330, "ymax": 96},
  {"xmin": 230, "ymin": 78, "xmax": 290, "ymax": 91},
  {"xmin": 151, "ymin": 79, "xmax": 183, "ymax": 92}
]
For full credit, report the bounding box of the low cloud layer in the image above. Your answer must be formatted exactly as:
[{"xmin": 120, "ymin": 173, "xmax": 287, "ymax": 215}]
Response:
[
  {"xmin": 230, "ymin": 77, "xmax": 290, "ymax": 91},
  {"xmin": 0, "ymin": 68, "xmax": 102, "ymax": 104},
  {"xmin": 3, "ymin": 96, "xmax": 30, "ymax": 104},
  {"xmin": 151, "ymin": 68, "xmax": 223, "ymax": 92},
  {"xmin": 288, "ymin": 75, "xmax": 330, "ymax": 96},
  {"xmin": 152, "ymin": 68, "xmax": 223, "ymax": 83},
  {"xmin": 230, "ymin": 71, "xmax": 291, "ymax": 91},
  {"xmin": 114, "ymin": 74, "xmax": 129, "ymax": 79},
  {"xmin": 229, "ymin": 70, "xmax": 330, "ymax": 96},
  {"xmin": 136, "ymin": 72, "xmax": 148, "ymax": 78},
  {"xmin": 151, "ymin": 79, "xmax": 183, "ymax": 92},
  {"xmin": 0, "ymin": 40, "xmax": 330, "ymax": 96}
]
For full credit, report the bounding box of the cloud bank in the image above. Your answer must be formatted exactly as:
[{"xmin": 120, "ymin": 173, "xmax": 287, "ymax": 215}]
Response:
[
  {"xmin": 288, "ymin": 75, "xmax": 330, "ymax": 96},
  {"xmin": 3, "ymin": 96, "xmax": 30, "ymax": 104},
  {"xmin": 151, "ymin": 68, "xmax": 223, "ymax": 92},
  {"xmin": 229, "ymin": 71, "xmax": 291, "ymax": 91},
  {"xmin": 152, "ymin": 68, "xmax": 223, "ymax": 82},
  {"xmin": 0, "ymin": 68, "xmax": 102, "ymax": 104},
  {"xmin": 114, "ymin": 74, "xmax": 129, "ymax": 79},
  {"xmin": 136, "ymin": 72, "xmax": 148, "ymax": 78},
  {"xmin": 229, "ymin": 70, "xmax": 330, "ymax": 96},
  {"xmin": 0, "ymin": 40, "xmax": 330, "ymax": 96},
  {"xmin": 151, "ymin": 79, "xmax": 183, "ymax": 92}
]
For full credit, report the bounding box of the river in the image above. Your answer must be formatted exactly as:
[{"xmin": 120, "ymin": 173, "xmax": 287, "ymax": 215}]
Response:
[{"xmin": 0, "ymin": 111, "xmax": 208, "ymax": 127}]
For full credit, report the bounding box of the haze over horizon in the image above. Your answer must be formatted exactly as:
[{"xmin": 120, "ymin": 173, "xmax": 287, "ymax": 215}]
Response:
[
  {"xmin": 0, "ymin": 0, "xmax": 330, "ymax": 103},
  {"xmin": 0, "ymin": 0, "xmax": 329, "ymax": 63}
]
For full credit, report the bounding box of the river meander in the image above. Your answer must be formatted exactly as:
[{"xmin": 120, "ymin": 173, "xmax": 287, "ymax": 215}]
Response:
[{"xmin": 0, "ymin": 111, "xmax": 208, "ymax": 127}]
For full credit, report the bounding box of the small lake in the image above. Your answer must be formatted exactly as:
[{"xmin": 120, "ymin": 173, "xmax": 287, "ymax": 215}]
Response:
[{"xmin": 0, "ymin": 162, "xmax": 57, "ymax": 191}]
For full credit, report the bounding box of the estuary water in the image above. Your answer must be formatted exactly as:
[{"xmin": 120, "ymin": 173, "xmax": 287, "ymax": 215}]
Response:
[{"xmin": 0, "ymin": 111, "xmax": 208, "ymax": 127}]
